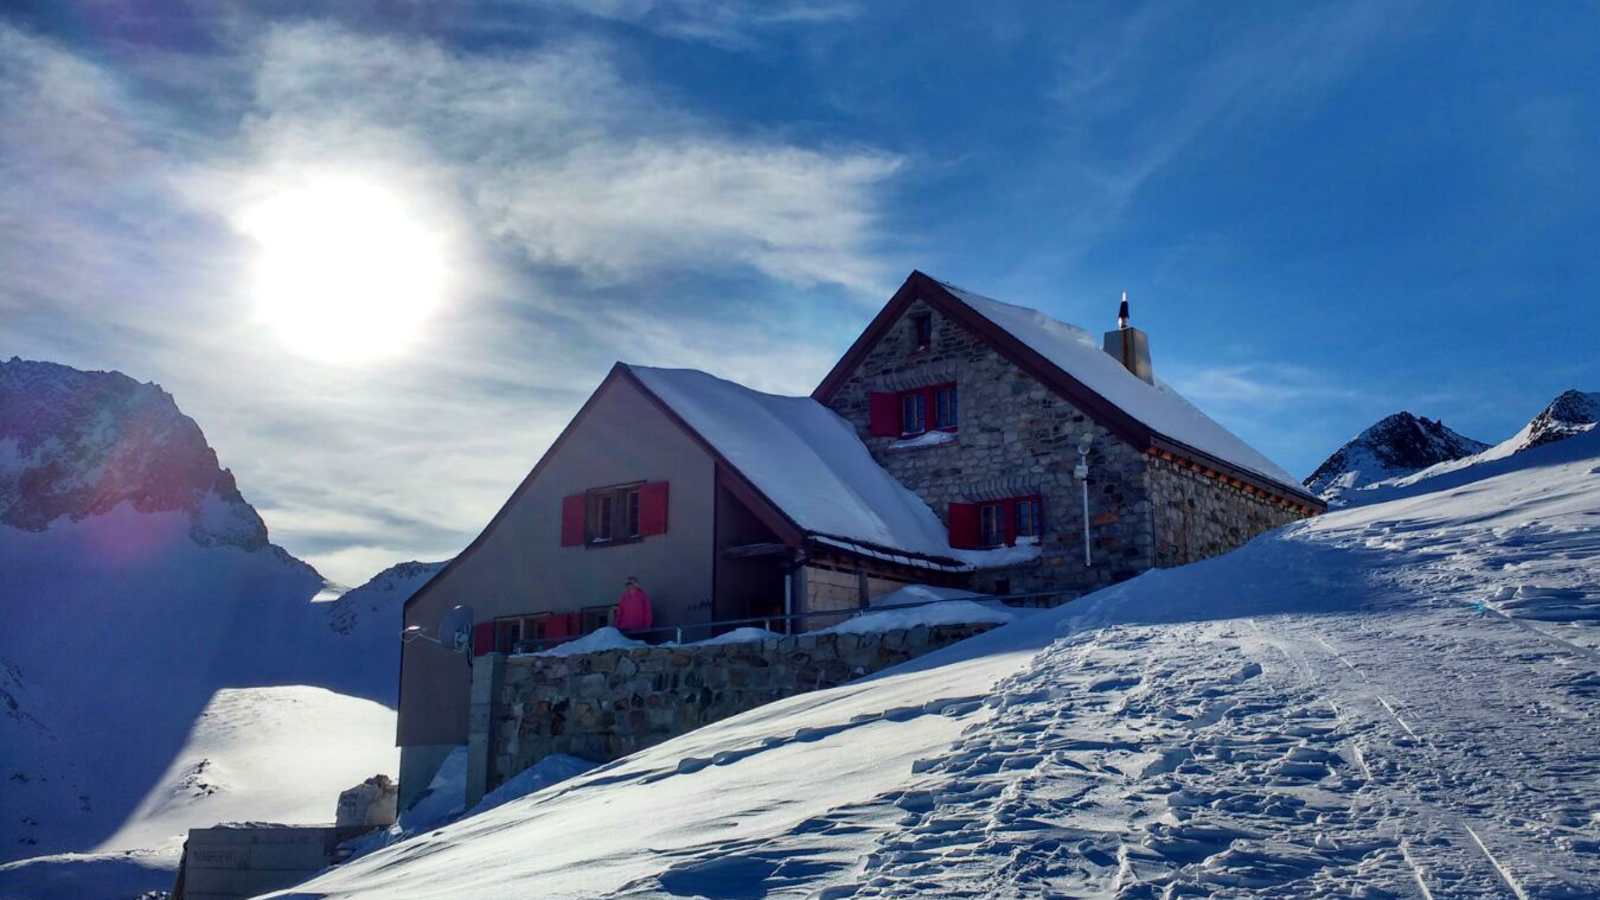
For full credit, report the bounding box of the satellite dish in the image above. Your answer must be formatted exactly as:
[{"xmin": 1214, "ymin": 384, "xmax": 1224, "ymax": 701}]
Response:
[
  {"xmin": 400, "ymin": 605, "xmax": 475, "ymax": 656},
  {"xmin": 440, "ymin": 605, "xmax": 475, "ymax": 656}
]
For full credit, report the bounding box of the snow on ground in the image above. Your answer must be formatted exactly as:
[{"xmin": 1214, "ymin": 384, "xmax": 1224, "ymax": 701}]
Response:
[
  {"xmin": 868, "ymin": 585, "xmax": 988, "ymax": 608},
  {"xmin": 104, "ymin": 686, "xmax": 398, "ymax": 854},
  {"xmin": 694, "ymin": 627, "xmax": 783, "ymax": 646},
  {"xmin": 0, "ymin": 687, "xmax": 396, "ymax": 900},
  {"xmin": 279, "ymin": 430, "xmax": 1600, "ymax": 898},
  {"xmin": 0, "ymin": 850, "xmax": 174, "ymax": 900},
  {"xmin": 0, "ymin": 510, "xmax": 436, "ymax": 897},
  {"xmin": 531, "ymin": 627, "xmax": 648, "ymax": 657},
  {"xmin": 820, "ymin": 599, "xmax": 1015, "ymax": 634}
]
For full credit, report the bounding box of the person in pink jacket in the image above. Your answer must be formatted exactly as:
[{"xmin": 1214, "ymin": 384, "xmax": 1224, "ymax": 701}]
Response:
[{"xmin": 614, "ymin": 576, "xmax": 654, "ymax": 634}]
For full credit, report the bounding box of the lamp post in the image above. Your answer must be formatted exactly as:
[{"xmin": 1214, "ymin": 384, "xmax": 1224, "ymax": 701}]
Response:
[{"xmin": 1074, "ymin": 432, "xmax": 1093, "ymax": 568}]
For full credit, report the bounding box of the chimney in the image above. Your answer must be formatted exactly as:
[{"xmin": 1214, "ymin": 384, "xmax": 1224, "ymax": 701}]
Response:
[{"xmin": 1102, "ymin": 290, "xmax": 1153, "ymax": 384}]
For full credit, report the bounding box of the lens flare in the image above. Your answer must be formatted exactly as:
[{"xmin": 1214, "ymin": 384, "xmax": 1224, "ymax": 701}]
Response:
[{"xmin": 238, "ymin": 175, "xmax": 447, "ymax": 363}]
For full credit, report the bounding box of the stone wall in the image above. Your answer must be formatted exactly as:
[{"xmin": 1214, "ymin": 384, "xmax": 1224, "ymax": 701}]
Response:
[
  {"xmin": 823, "ymin": 298, "xmax": 1155, "ymax": 594},
  {"xmin": 476, "ymin": 623, "xmax": 998, "ymax": 799},
  {"xmin": 1147, "ymin": 456, "xmax": 1308, "ymax": 567}
]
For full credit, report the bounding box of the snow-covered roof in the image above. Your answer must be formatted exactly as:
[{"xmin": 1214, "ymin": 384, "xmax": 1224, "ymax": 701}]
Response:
[
  {"xmin": 936, "ymin": 280, "xmax": 1303, "ymax": 492},
  {"xmin": 626, "ymin": 365, "xmax": 968, "ymax": 564}
]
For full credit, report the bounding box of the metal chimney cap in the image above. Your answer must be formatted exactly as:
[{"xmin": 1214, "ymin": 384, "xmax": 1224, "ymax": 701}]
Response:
[{"xmin": 1117, "ymin": 291, "xmax": 1129, "ymax": 329}]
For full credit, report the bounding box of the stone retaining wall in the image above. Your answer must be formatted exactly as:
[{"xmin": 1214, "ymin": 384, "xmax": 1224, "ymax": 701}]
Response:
[{"xmin": 471, "ymin": 622, "xmax": 999, "ymax": 801}]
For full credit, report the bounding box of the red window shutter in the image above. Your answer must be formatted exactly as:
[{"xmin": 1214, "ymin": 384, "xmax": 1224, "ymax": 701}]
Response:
[
  {"xmin": 471, "ymin": 622, "xmax": 495, "ymax": 657},
  {"xmin": 948, "ymin": 502, "xmax": 980, "ymax": 549},
  {"xmin": 639, "ymin": 481, "xmax": 670, "ymax": 535},
  {"xmin": 560, "ymin": 494, "xmax": 585, "ymax": 546},
  {"xmin": 868, "ymin": 392, "xmax": 899, "ymax": 436},
  {"xmin": 545, "ymin": 614, "xmax": 569, "ymax": 640},
  {"xmin": 1002, "ymin": 499, "xmax": 1018, "ymax": 546}
]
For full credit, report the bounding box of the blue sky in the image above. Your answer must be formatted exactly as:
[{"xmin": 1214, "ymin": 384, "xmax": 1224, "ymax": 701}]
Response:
[{"xmin": 3, "ymin": 1, "xmax": 1596, "ymax": 583}]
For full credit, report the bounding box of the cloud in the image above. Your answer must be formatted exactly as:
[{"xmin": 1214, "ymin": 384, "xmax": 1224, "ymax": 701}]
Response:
[
  {"xmin": 218, "ymin": 23, "xmax": 899, "ymax": 293},
  {"xmin": 1167, "ymin": 362, "xmax": 1362, "ymax": 411},
  {"xmin": 1, "ymin": 18, "xmax": 902, "ymax": 584},
  {"xmin": 1045, "ymin": 1, "xmax": 1414, "ymax": 250},
  {"xmin": 528, "ymin": 0, "xmax": 860, "ymax": 48}
]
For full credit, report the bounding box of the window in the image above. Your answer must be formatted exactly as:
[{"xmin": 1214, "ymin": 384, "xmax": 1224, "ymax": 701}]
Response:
[
  {"xmin": 934, "ymin": 385, "xmax": 958, "ymax": 429},
  {"xmin": 588, "ymin": 485, "xmax": 640, "ymax": 543},
  {"xmin": 494, "ymin": 617, "xmax": 522, "ymax": 653},
  {"xmin": 979, "ymin": 503, "xmax": 1002, "ymax": 547},
  {"xmin": 869, "ymin": 384, "xmax": 958, "ymax": 438},
  {"xmin": 562, "ymin": 481, "xmax": 669, "ymax": 547},
  {"xmin": 1015, "ymin": 497, "xmax": 1040, "ymax": 538},
  {"xmin": 901, "ymin": 392, "xmax": 926, "ymax": 434},
  {"xmin": 948, "ymin": 494, "xmax": 1044, "ymax": 549},
  {"xmin": 911, "ymin": 313, "xmax": 932, "ymax": 350}
]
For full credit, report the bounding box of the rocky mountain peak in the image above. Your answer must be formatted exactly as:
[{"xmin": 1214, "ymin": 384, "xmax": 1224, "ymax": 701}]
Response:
[
  {"xmin": 1516, "ymin": 389, "xmax": 1600, "ymax": 452},
  {"xmin": 0, "ymin": 357, "xmax": 269, "ymax": 549},
  {"xmin": 1304, "ymin": 411, "xmax": 1487, "ymax": 503}
]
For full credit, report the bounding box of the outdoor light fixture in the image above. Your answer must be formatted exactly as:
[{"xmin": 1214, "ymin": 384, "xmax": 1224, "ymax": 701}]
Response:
[{"xmin": 1075, "ymin": 432, "xmax": 1094, "ymax": 567}]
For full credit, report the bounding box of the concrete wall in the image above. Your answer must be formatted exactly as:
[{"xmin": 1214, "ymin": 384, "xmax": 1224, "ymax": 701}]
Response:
[
  {"xmin": 823, "ymin": 297, "xmax": 1157, "ymax": 594},
  {"xmin": 1147, "ymin": 456, "xmax": 1307, "ymax": 567},
  {"xmin": 398, "ymin": 743, "xmax": 458, "ymax": 812},
  {"xmin": 401, "ymin": 375, "xmax": 719, "ymax": 748},
  {"xmin": 174, "ymin": 824, "xmax": 371, "ymax": 900},
  {"xmin": 475, "ymin": 623, "xmax": 998, "ymax": 800}
]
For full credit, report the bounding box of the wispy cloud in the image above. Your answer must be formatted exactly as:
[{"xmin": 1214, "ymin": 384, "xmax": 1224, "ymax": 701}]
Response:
[
  {"xmin": 528, "ymin": 0, "xmax": 860, "ymax": 48},
  {"xmin": 216, "ymin": 23, "xmax": 901, "ymax": 293},
  {"xmin": 0, "ymin": 18, "xmax": 903, "ymax": 583},
  {"xmin": 1045, "ymin": 0, "xmax": 1415, "ymax": 250},
  {"xmin": 1166, "ymin": 362, "xmax": 1363, "ymax": 411}
]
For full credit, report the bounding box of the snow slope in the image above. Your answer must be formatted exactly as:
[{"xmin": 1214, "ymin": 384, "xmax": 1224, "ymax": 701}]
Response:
[
  {"xmin": 0, "ymin": 360, "xmax": 448, "ymax": 896},
  {"xmin": 1303, "ymin": 412, "xmax": 1487, "ymax": 503},
  {"xmin": 279, "ymin": 429, "xmax": 1600, "ymax": 898},
  {"xmin": 0, "ymin": 518, "xmax": 442, "ymax": 894}
]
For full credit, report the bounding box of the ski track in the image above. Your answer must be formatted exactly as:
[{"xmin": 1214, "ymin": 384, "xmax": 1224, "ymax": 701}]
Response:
[{"xmin": 624, "ymin": 508, "xmax": 1600, "ymax": 897}]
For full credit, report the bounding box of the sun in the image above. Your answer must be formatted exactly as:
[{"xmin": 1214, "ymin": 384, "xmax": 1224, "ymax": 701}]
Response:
[{"xmin": 239, "ymin": 175, "xmax": 448, "ymax": 363}]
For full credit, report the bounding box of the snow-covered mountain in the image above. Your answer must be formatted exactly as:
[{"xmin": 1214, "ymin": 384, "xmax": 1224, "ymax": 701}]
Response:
[
  {"xmin": 1507, "ymin": 388, "xmax": 1600, "ymax": 452},
  {"xmin": 1, "ymin": 357, "xmax": 277, "ymax": 552},
  {"xmin": 0, "ymin": 358, "xmax": 445, "ymax": 896},
  {"xmin": 1354, "ymin": 388, "xmax": 1600, "ymax": 502},
  {"xmin": 1303, "ymin": 411, "xmax": 1486, "ymax": 503},
  {"xmin": 279, "ymin": 428, "xmax": 1600, "ymax": 898}
]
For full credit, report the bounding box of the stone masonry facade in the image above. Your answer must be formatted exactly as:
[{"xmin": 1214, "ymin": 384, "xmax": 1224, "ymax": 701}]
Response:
[
  {"xmin": 823, "ymin": 296, "xmax": 1313, "ymax": 594},
  {"xmin": 1147, "ymin": 456, "xmax": 1306, "ymax": 567},
  {"xmin": 478, "ymin": 623, "xmax": 997, "ymax": 796},
  {"xmin": 825, "ymin": 298, "xmax": 1155, "ymax": 595}
]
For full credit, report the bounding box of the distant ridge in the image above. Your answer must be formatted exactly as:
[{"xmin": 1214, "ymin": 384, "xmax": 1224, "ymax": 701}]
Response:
[{"xmin": 1304, "ymin": 411, "xmax": 1486, "ymax": 503}]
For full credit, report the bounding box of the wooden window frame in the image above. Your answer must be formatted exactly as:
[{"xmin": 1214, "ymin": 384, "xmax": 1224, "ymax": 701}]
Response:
[
  {"xmin": 586, "ymin": 482, "xmax": 643, "ymax": 546},
  {"xmin": 979, "ymin": 503, "xmax": 1002, "ymax": 548},
  {"xmin": 896, "ymin": 382, "xmax": 958, "ymax": 436},
  {"xmin": 974, "ymin": 493, "xmax": 1044, "ymax": 548},
  {"xmin": 1015, "ymin": 496, "xmax": 1041, "ymax": 539},
  {"xmin": 911, "ymin": 312, "xmax": 933, "ymax": 350}
]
